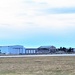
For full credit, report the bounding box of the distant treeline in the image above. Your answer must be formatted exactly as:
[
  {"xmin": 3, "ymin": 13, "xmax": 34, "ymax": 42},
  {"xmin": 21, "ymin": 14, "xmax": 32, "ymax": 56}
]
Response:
[{"xmin": 57, "ymin": 47, "xmax": 73, "ymax": 53}]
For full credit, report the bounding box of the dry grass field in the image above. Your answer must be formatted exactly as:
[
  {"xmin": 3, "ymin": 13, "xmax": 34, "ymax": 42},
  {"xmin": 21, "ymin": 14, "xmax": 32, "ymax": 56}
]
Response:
[{"xmin": 0, "ymin": 56, "xmax": 75, "ymax": 75}]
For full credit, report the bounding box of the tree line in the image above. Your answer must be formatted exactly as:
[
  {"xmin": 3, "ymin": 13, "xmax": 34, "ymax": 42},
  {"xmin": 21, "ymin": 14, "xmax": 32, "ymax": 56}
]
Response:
[{"xmin": 57, "ymin": 47, "xmax": 73, "ymax": 53}]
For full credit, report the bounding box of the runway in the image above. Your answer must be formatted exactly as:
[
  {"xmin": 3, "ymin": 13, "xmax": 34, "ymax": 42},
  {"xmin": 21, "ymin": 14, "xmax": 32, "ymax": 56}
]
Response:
[{"xmin": 0, "ymin": 54, "xmax": 75, "ymax": 58}]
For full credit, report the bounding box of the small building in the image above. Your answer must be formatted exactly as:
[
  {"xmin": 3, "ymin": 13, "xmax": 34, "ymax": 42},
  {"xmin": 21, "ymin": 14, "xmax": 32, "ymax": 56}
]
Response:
[
  {"xmin": 37, "ymin": 46, "xmax": 56, "ymax": 54},
  {"xmin": 55, "ymin": 51, "xmax": 65, "ymax": 54},
  {"xmin": 25, "ymin": 48, "xmax": 37, "ymax": 54}
]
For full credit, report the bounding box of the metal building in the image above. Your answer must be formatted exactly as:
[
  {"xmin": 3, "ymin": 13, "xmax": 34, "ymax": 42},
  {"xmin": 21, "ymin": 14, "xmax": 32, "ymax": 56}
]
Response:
[
  {"xmin": 37, "ymin": 46, "xmax": 56, "ymax": 54},
  {"xmin": 0, "ymin": 45, "xmax": 25, "ymax": 54},
  {"xmin": 8, "ymin": 45, "xmax": 25, "ymax": 54},
  {"xmin": 25, "ymin": 46, "xmax": 56, "ymax": 54}
]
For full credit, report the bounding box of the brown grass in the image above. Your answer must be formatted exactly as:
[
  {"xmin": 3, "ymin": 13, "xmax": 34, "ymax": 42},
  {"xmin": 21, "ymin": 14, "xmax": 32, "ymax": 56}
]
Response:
[{"xmin": 0, "ymin": 56, "xmax": 75, "ymax": 75}]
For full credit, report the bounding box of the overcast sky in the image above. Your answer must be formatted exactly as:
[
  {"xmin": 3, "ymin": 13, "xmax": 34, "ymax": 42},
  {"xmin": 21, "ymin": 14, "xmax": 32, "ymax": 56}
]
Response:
[{"xmin": 0, "ymin": 0, "xmax": 75, "ymax": 48}]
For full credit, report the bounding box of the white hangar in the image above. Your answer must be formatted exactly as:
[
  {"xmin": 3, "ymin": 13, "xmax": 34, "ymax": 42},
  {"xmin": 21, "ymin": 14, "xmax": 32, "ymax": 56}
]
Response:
[{"xmin": 0, "ymin": 45, "xmax": 25, "ymax": 54}]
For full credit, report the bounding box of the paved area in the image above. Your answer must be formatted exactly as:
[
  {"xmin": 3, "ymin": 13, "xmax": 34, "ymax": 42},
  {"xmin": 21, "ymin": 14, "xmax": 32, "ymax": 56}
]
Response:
[{"xmin": 0, "ymin": 54, "xmax": 75, "ymax": 58}]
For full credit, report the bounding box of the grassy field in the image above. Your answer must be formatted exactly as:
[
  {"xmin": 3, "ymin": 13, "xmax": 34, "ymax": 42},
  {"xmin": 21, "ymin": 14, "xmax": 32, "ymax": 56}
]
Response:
[{"xmin": 0, "ymin": 56, "xmax": 75, "ymax": 75}]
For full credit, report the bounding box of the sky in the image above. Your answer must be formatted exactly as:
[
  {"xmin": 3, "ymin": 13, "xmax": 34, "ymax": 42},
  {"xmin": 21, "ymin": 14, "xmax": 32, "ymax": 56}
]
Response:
[{"xmin": 0, "ymin": 0, "xmax": 75, "ymax": 48}]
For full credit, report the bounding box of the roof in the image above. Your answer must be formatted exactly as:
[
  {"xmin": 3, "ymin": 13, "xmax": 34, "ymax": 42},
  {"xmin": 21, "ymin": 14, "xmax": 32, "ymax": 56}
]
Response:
[
  {"xmin": 26, "ymin": 48, "xmax": 37, "ymax": 50},
  {"xmin": 8, "ymin": 45, "xmax": 24, "ymax": 48},
  {"xmin": 38, "ymin": 46, "xmax": 56, "ymax": 49}
]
